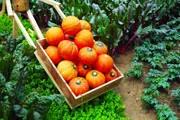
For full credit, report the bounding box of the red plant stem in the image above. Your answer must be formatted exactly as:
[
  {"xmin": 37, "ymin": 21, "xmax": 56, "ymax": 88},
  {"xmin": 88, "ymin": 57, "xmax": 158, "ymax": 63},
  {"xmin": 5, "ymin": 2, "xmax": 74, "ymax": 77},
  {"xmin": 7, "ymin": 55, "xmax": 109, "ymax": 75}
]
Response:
[{"xmin": 124, "ymin": 34, "xmax": 138, "ymax": 50}]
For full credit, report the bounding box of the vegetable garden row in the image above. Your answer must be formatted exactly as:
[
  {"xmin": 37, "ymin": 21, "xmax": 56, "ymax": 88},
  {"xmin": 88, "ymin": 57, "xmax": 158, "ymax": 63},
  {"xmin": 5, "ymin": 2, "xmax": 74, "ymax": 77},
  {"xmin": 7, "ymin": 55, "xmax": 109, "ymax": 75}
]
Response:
[{"xmin": 0, "ymin": 0, "xmax": 180, "ymax": 120}]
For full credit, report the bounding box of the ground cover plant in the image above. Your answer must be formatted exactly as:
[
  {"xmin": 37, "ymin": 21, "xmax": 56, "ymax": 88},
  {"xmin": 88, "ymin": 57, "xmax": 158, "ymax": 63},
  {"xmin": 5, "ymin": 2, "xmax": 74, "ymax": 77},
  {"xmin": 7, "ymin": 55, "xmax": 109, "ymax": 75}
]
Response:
[{"xmin": 126, "ymin": 17, "xmax": 180, "ymax": 120}]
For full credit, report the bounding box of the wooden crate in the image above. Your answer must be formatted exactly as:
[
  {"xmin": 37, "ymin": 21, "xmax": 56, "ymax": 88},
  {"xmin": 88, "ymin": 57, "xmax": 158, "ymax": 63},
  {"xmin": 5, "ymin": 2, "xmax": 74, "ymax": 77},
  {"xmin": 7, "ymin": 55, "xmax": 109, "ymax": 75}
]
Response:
[
  {"xmin": 6, "ymin": 0, "xmax": 124, "ymax": 109},
  {"xmin": 35, "ymin": 39, "xmax": 124, "ymax": 109}
]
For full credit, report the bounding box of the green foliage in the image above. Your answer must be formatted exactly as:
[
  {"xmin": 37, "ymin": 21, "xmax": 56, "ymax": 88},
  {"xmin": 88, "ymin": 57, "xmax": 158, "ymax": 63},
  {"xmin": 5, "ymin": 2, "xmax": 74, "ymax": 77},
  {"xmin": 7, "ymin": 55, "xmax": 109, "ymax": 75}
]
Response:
[
  {"xmin": 125, "ymin": 62, "xmax": 143, "ymax": 78},
  {"xmin": 0, "ymin": 14, "xmax": 32, "ymax": 35},
  {"xmin": 30, "ymin": 0, "xmax": 62, "ymax": 28},
  {"xmin": 0, "ymin": 80, "xmax": 63, "ymax": 120},
  {"xmin": 166, "ymin": 50, "xmax": 180, "ymax": 64},
  {"xmin": 155, "ymin": 104, "xmax": 178, "ymax": 120},
  {"xmin": 46, "ymin": 90, "xmax": 129, "ymax": 120},
  {"xmin": 167, "ymin": 64, "xmax": 180, "ymax": 80},
  {"xmin": 171, "ymin": 88, "xmax": 180, "ymax": 106},
  {"xmin": 141, "ymin": 84, "xmax": 159, "ymax": 108},
  {"xmin": 126, "ymin": 18, "xmax": 180, "ymax": 119},
  {"xmin": 0, "ymin": 33, "xmax": 64, "ymax": 119},
  {"xmin": 29, "ymin": 0, "xmax": 179, "ymax": 54},
  {"xmin": 0, "ymin": 44, "xmax": 14, "ymax": 79},
  {"xmin": 146, "ymin": 70, "xmax": 170, "ymax": 88}
]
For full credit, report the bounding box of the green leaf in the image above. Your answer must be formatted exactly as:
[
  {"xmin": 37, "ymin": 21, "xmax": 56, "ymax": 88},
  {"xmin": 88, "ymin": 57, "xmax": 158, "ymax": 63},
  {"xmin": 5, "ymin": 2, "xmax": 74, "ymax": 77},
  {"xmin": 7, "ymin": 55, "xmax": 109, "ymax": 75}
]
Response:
[
  {"xmin": 13, "ymin": 105, "xmax": 28, "ymax": 117},
  {"xmin": 5, "ymin": 82, "xmax": 15, "ymax": 97},
  {"xmin": 0, "ymin": 73, "xmax": 6, "ymax": 87},
  {"xmin": 136, "ymin": 24, "xmax": 153, "ymax": 35},
  {"xmin": 33, "ymin": 111, "xmax": 41, "ymax": 120},
  {"xmin": 48, "ymin": 21, "xmax": 58, "ymax": 27},
  {"xmin": 0, "ymin": 44, "xmax": 14, "ymax": 77},
  {"xmin": 155, "ymin": 104, "xmax": 178, "ymax": 120},
  {"xmin": 6, "ymin": 35, "xmax": 16, "ymax": 54}
]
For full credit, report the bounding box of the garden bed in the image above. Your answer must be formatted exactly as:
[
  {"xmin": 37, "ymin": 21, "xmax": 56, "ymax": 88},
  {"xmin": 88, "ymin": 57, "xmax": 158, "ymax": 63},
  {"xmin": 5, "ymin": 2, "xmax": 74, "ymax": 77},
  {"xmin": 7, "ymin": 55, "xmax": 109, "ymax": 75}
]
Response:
[{"xmin": 115, "ymin": 52, "xmax": 180, "ymax": 119}]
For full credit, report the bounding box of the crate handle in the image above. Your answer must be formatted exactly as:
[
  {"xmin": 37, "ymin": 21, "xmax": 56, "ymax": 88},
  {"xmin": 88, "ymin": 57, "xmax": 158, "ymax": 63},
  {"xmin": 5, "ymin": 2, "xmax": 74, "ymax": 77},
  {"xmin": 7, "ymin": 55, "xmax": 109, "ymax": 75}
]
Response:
[
  {"xmin": 40, "ymin": 0, "xmax": 66, "ymax": 19},
  {"xmin": 6, "ymin": 0, "xmax": 46, "ymax": 49},
  {"xmin": 0, "ymin": 0, "xmax": 6, "ymax": 16},
  {"xmin": 6, "ymin": 0, "xmax": 13, "ymax": 18},
  {"xmin": 13, "ymin": 11, "xmax": 37, "ymax": 48},
  {"xmin": 6, "ymin": 0, "xmax": 66, "ymax": 49}
]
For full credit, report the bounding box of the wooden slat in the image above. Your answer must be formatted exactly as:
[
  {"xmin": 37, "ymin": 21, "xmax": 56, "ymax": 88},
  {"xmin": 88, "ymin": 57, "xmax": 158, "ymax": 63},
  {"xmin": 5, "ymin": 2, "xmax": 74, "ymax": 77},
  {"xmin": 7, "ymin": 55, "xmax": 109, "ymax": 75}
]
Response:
[
  {"xmin": 27, "ymin": 9, "xmax": 44, "ymax": 39},
  {"xmin": 6, "ymin": 0, "xmax": 14, "ymax": 18},
  {"xmin": 54, "ymin": 5, "xmax": 66, "ymax": 19},
  {"xmin": 13, "ymin": 12, "xmax": 36, "ymax": 49},
  {"xmin": 0, "ymin": 0, "xmax": 6, "ymax": 16},
  {"xmin": 13, "ymin": 19, "xmax": 18, "ymax": 38},
  {"xmin": 40, "ymin": 0, "xmax": 66, "ymax": 19}
]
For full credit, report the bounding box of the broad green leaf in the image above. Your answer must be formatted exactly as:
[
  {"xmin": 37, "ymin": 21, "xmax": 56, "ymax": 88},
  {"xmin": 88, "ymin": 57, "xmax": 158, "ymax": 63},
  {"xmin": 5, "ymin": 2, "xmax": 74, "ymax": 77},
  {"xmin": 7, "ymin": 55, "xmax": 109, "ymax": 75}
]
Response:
[
  {"xmin": 13, "ymin": 105, "xmax": 28, "ymax": 117},
  {"xmin": 33, "ymin": 111, "xmax": 41, "ymax": 120},
  {"xmin": 0, "ymin": 45, "xmax": 14, "ymax": 76},
  {"xmin": 136, "ymin": 24, "xmax": 153, "ymax": 35},
  {"xmin": 5, "ymin": 82, "xmax": 15, "ymax": 97},
  {"xmin": 0, "ymin": 73, "xmax": 6, "ymax": 87}
]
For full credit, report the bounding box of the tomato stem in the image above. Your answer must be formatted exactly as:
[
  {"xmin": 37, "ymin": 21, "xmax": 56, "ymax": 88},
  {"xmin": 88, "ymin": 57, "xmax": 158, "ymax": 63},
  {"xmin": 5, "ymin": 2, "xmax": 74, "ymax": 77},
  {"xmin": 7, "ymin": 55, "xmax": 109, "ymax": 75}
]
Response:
[
  {"xmin": 110, "ymin": 72, "xmax": 115, "ymax": 77},
  {"xmin": 87, "ymin": 47, "xmax": 92, "ymax": 52},
  {"xmin": 92, "ymin": 71, "xmax": 98, "ymax": 76},
  {"xmin": 83, "ymin": 64, "xmax": 89, "ymax": 70},
  {"xmin": 76, "ymin": 80, "xmax": 81, "ymax": 85},
  {"xmin": 73, "ymin": 64, "xmax": 77, "ymax": 69},
  {"xmin": 96, "ymin": 41, "xmax": 103, "ymax": 47}
]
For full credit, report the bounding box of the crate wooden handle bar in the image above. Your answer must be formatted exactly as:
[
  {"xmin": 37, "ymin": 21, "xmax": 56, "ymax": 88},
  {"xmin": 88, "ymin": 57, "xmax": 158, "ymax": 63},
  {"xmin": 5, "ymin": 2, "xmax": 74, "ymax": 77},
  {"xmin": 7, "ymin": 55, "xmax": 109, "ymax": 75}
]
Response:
[
  {"xmin": 13, "ymin": 12, "xmax": 36, "ymax": 48},
  {"xmin": 6, "ymin": 0, "xmax": 14, "ymax": 18},
  {"xmin": 0, "ymin": 0, "xmax": 6, "ymax": 16},
  {"xmin": 27, "ymin": 9, "xmax": 44, "ymax": 39},
  {"xmin": 6, "ymin": 0, "xmax": 46, "ymax": 49},
  {"xmin": 40, "ymin": 0, "xmax": 66, "ymax": 19}
]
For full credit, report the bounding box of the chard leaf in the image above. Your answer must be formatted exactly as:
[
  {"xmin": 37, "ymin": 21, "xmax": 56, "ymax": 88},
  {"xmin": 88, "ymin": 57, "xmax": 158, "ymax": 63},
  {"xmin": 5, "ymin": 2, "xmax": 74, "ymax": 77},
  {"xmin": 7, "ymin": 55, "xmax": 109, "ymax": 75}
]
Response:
[
  {"xmin": 5, "ymin": 82, "xmax": 15, "ymax": 97},
  {"xmin": 33, "ymin": 111, "xmax": 41, "ymax": 120},
  {"xmin": 47, "ymin": 21, "xmax": 58, "ymax": 27},
  {"xmin": 13, "ymin": 105, "xmax": 28, "ymax": 117},
  {"xmin": 6, "ymin": 36, "xmax": 16, "ymax": 54},
  {"xmin": 0, "ymin": 45, "xmax": 14, "ymax": 78},
  {"xmin": 0, "ymin": 73, "xmax": 6, "ymax": 87}
]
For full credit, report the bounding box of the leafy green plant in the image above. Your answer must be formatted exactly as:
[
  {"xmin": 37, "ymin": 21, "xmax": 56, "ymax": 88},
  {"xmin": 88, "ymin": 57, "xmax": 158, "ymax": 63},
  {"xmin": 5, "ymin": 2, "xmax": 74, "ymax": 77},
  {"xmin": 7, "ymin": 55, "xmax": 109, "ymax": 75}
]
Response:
[
  {"xmin": 0, "ymin": 32, "xmax": 64, "ymax": 119},
  {"xmin": 0, "ymin": 78, "xmax": 63, "ymax": 120},
  {"xmin": 29, "ymin": 0, "xmax": 179, "ymax": 54},
  {"xmin": 116, "ymin": 0, "xmax": 178, "ymax": 53},
  {"xmin": 125, "ymin": 62, "xmax": 143, "ymax": 78},
  {"xmin": 155, "ymin": 104, "xmax": 178, "ymax": 120},
  {"xmin": 46, "ymin": 90, "xmax": 129, "ymax": 120},
  {"xmin": 141, "ymin": 84, "xmax": 159, "ymax": 108},
  {"xmin": 29, "ymin": 0, "xmax": 61, "ymax": 28},
  {"xmin": 146, "ymin": 69, "xmax": 170, "ymax": 88},
  {"xmin": 167, "ymin": 64, "xmax": 180, "ymax": 80},
  {"xmin": 0, "ymin": 14, "xmax": 32, "ymax": 35},
  {"xmin": 166, "ymin": 51, "xmax": 180, "ymax": 64},
  {"xmin": 126, "ymin": 17, "xmax": 180, "ymax": 119},
  {"xmin": 171, "ymin": 88, "xmax": 180, "ymax": 106}
]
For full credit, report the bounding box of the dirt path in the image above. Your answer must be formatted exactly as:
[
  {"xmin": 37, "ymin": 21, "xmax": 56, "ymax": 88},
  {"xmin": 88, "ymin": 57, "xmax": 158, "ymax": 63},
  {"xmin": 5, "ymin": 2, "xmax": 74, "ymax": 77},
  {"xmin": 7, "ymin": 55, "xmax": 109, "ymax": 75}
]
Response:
[{"xmin": 114, "ymin": 52, "xmax": 157, "ymax": 120}]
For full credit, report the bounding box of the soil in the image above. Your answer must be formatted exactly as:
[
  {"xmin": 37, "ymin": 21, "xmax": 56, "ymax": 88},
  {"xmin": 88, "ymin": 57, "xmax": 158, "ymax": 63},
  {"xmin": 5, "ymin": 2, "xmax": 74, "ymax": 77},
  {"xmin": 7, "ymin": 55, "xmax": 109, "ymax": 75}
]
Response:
[
  {"xmin": 114, "ymin": 52, "xmax": 155, "ymax": 120},
  {"xmin": 114, "ymin": 52, "xmax": 180, "ymax": 120}
]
